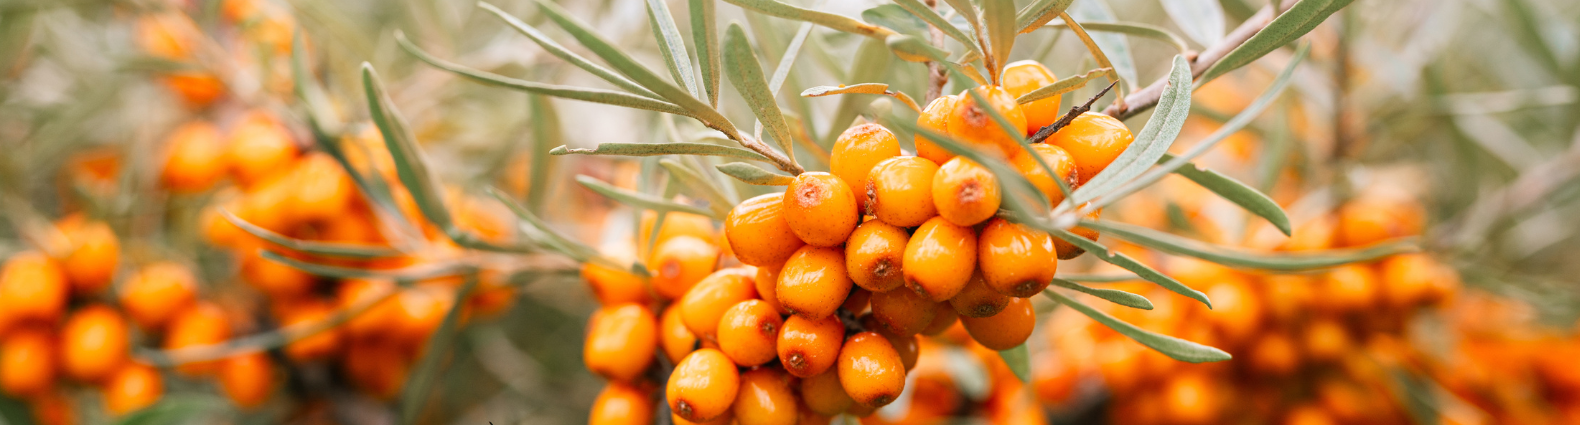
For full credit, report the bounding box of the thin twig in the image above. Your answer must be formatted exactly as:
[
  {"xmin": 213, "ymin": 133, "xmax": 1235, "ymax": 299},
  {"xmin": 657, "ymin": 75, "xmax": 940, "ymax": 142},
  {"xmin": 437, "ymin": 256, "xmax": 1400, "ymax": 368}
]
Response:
[
  {"xmin": 1028, "ymin": 81, "xmax": 1119, "ymax": 144},
  {"xmin": 1100, "ymin": 6, "xmax": 1276, "ymax": 120}
]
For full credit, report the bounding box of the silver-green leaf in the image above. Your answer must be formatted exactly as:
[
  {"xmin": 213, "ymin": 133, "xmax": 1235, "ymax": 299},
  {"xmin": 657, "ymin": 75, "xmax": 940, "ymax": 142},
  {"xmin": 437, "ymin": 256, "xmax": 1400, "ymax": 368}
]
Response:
[
  {"xmin": 723, "ymin": 23, "xmax": 796, "ymax": 162},
  {"xmin": 1050, "ymin": 278, "xmax": 1153, "ymax": 310},
  {"xmin": 717, "ymin": 162, "xmax": 795, "ymax": 186},
  {"xmin": 1080, "ymin": 220, "xmax": 1420, "ymax": 271},
  {"xmin": 1045, "ymin": 290, "xmax": 1231, "ymax": 363},
  {"xmin": 550, "ymin": 143, "xmax": 769, "ymax": 162}
]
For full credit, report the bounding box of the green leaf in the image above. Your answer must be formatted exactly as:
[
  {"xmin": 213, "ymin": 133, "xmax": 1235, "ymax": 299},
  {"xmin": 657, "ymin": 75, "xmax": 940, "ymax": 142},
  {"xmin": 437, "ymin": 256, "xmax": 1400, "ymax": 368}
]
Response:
[
  {"xmin": 476, "ymin": 2, "xmax": 661, "ymax": 99},
  {"xmin": 576, "ymin": 175, "xmax": 720, "ymax": 219},
  {"xmin": 1160, "ymin": 0, "xmax": 1224, "ymax": 46},
  {"xmin": 997, "ymin": 344, "xmax": 1032, "ymax": 383},
  {"xmin": 660, "ymin": 159, "xmax": 734, "ymax": 218},
  {"xmin": 1050, "ymin": 277, "xmax": 1153, "ymax": 309},
  {"xmin": 290, "ymin": 34, "xmax": 342, "ymax": 136},
  {"xmin": 942, "ymin": 0, "xmax": 982, "ymax": 42},
  {"xmin": 1069, "ymin": 1, "xmax": 1136, "ymax": 90},
  {"xmin": 690, "ymin": 0, "xmax": 722, "ymax": 106},
  {"xmin": 489, "ymin": 188, "xmax": 630, "ymax": 272},
  {"xmin": 646, "ymin": 0, "xmax": 701, "ymax": 97},
  {"xmin": 1165, "ymin": 157, "xmax": 1292, "ymax": 235},
  {"xmin": 550, "ymin": 142, "xmax": 769, "ymax": 161},
  {"xmin": 1198, "ymin": 0, "xmax": 1354, "ymax": 84},
  {"xmin": 1045, "ymin": 290, "xmax": 1231, "ymax": 363},
  {"xmin": 982, "ymin": 0, "xmax": 1016, "ymax": 80},
  {"xmin": 1015, "ymin": 0, "xmax": 1075, "ymax": 33},
  {"xmin": 862, "ymin": 5, "xmax": 928, "ymax": 38},
  {"xmin": 219, "ymin": 208, "xmax": 401, "ymax": 258},
  {"xmin": 723, "ymin": 24, "xmax": 796, "ymax": 163},
  {"xmin": 1036, "ymin": 224, "xmax": 1212, "ymax": 308},
  {"xmin": 717, "ymin": 162, "xmax": 795, "ymax": 185},
  {"xmin": 892, "ymin": 0, "xmax": 981, "ymax": 55},
  {"xmin": 262, "ymin": 250, "xmax": 472, "ymax": 280},
  {"xmin": 397, "ymin": 33, "xmax": 690, "ymax": 116},
  {"xmin": 1043, "ymin": 21, "xmax": 1190, "ymax": 54},
  {"xmin": 527, "ymin": 95, "xmax": 560, "ymax": 214},
  {"xmin": 1056, "ymin": 14, "xmax": 1122, "ymax": 93},
  {"xmin": 1015, "ymin": 67, "xmax": 1112, "ymax": 104},
  {"xmin": 113, "ymin": 395, "xmax": 226, "ymax": 425},
  {"xmin": 1054, "ymin": 273, "xmax": 1142, "ymax": 283},
  {"xmin": 721, "ymin": 0, "xmax": 897, "ymax": 39},
  {"xmin": 800, "ymin": 83, "xmax": 922, "ymax": 113},
  {"xmin": 400, "ymin": 274, "xmax": 478, "ymax": 425},
  {"xmin": 1080, "ymin": 220, "xmax": 1420, "ymax": 271},
  {"xmin": 1071, "ymin": 55, "xmax": 1192, "ymax": 206}
]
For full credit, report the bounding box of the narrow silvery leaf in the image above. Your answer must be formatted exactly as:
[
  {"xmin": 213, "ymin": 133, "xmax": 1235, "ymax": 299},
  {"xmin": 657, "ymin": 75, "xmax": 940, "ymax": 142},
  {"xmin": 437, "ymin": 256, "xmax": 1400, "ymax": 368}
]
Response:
[
  {"xmin": 690, "ymin": 0, "xmax": 722, "ymax": 106},
  {"xmin": 1043, "ymin": 21, "xmax": 1190, "ymax": 53},
  {"xmin": 659, "ymin": 159, "xmax": 734, "ymax": 218},
  {"xmin": 1070, "ymin": 0, "xmax": 1137, "ymax": 90},
  {"xmin": 1165, "ymin": 158, "xmax": 1292, "ymax": 236},
  {"xmin": 400, "ymin": 275, "xmax": 477, "ymax": 424},
  {"xmin": 1071, "ymin": 55, "xmax": 1192, "ymax": 206},
  {"xmin": 997, "ymin": 344, "xmax": 1032, "ymax": 383},
  {"xmin": 550, "ymin": 142, "xmax": 769, "ymax": 162},
  {"xmin": 717, "ymin": 162, "xmax": 795, "ymax": 186},
  {"xmin": 1015, "ymin": 0, "xmax": 1075, "ymax": 33},
  {"xmin": 1039, "ymin": 225, "xmax": 1210, "ymax": 308},
  {"xmin": 646, "ymin": 0, "xmax": 701, "ymax": 97},
  {"xmin": 892, "ymin": 0, "xmax": 981, "ymax": 55},
  {"xmin": 219, "ymin": 209, "xmax": 400, "ymax": 259},
  {"xmin": 576, "ymin": 175, "xmax": 721, "ymax": 219},
  {"xmin": 1015, "ymin": 67, "xmax": 1112, "ymax": 104},
  {"xmin": 722, "ymin": 0, "xmax": 897, "ymax": 39},
  {"xmin": 1159, "ymin": 0, "xmax": 1225, "ymax": 46},
  {"xmin": 1045, "ymin": 290, "xmax": 1231, "ymax": 363},
  {"xmin": 1050, "ymin": 278, "xmax": 1153, "ymax": 310},
  {"xmin": 477, "ymin": 2, "xmax": 660, "ymax": 99},
  {"xmin": 1198, "ymin": 0, "xmax": 1353, "ymax": 84},
  {"xmin": 982, "ymin": 0, "xmax": 1017, "ymax": 80},
  {"xmin": 1080, "ymin": 220, "xmax": 1420, "ymax": 271},
  {"xmin": 723, "ymin": 23, "xmax": 796, "ymax": 163}
]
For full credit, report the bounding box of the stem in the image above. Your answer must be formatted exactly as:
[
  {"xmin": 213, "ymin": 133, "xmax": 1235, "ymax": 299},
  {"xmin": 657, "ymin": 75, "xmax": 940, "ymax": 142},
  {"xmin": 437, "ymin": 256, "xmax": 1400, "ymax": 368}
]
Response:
[{"xmin": 1100, "ymin": 6, "xmax": 1276, "ymax": 120}]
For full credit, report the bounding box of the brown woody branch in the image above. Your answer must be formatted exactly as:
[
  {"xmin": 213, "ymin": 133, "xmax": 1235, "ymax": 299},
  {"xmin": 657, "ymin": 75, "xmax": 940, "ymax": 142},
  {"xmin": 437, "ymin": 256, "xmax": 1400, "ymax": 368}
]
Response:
[{"xmin": 1100, "ymin": 6, "xmax": 1276, "ymax": 120}]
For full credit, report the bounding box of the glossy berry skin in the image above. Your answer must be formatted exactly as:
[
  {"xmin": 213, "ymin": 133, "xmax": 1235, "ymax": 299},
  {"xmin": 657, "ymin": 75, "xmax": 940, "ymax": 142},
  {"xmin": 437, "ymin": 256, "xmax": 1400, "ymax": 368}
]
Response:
[
  {"xmin": 1053, "ymin": 208, "xmax": 1103, "ymax": 260},
  {"xmin": 668, "ymin": 348, "xmax": 741, "ymax": 422},
  {"xmin": 590, "ymin": 383, "xmax": 654, "ymax": 425},
  {"xmin": 960, "ymin": 297, "xmax": 1035, "ymax": 350},
  {"xmin": 1319, "ymin": 264, "xmax": 1377, "ymax": 313},
  {"xmin": 949, "ymin": 272, "xmax": 1011, "ymax": 318},
  {"xmin": 224, "ymin": 111, "xmax": 299, "ymax": 188},
  {"xmin": 914, "ymin": 95, "xmax": 959, "ymax": 165},
  {"xmin": 1045, "ymin": 112, "xmax": 1133, "ymax": 184},
  {"xmin": 583, "ymin": 304, "xmax": 658, "ymax": 382},
  {"xmin": 0, "ymin": 328, "xmax": 56, "ymax": 397},
  {"xmin": 219, "ymin": 352, "xmax": 273, "ymax": 409},
  {"xmin": 580, "ymin": 261, "xmax": 652, "ymax": 307},
  {"xmin": 61, "ymin": 305, "xmax": 130, "ymax": 383},
  {"xmin": 103, "ymin": 363, "xmax": 162, "ymax": 415},
  {"xmin": 0, "ymin": 252, "xmax": 68, "ymax": 324},
  {"xmin": 753, "ymin": 266, "xmax": 787, "ymax": 315},
  {"xmin": 164, "ymin": 302, "xmax": 232, "ymax": 376},
  {"xmin": 733, "ymin": 367, "xmax": 798, "ymax": 425},
  {"xmin": 867, "ymin": 156, "xmax": 940, "ymax": 227},
  {"xmin": 932, "ymin": 157, "xmax": 1002, "ymax": 227},
  {"xmin": 829, "ymin": 123, "xmax": 901, "ymax": 211},
  {"xmin": 776, "ymin": 246, "xmax": 853, "ymax": 320},
  {"xmin": 903, "ymin": 217, "xmax": 978, "ymax": 302},
  {"xmin": 1013, "ymin": 144, "xmax": 1079, "ymax": 207},
  {"xmin": 1002, "ymin": 60, "xmax": 1062, "ymax": 133},
  {"xmin": 837, "ymin": 332, "xmax": 907, "ymax": 408},
  {"xmin": 870, "ymin": 287, "xmax": 937, "ymax": 336},
  {"xmin": 660, "ymin": 306, "xmax": 699, "ymax": 364},
  {"xmin": 639, "ymin": 210, "xmax": 718, "ymax": 259},
  {"xmin": 648, "ymin": 235, "xmax": 721, "ymax": 300},
  {"xmin": 800, "ymin": 370, "xmax": 854, "ymax": 416},
  {"xmin": 118, "ymin": 262, "xmax": 198, "ymax": 330},
  {"xmin": 946, "ymin": 86, "xmax": 1027, "ymax": 160},
  {"xmin": 921, "ymin": 302, "xmax": 960, "ymax": 336},
  {"xmin": 978, "ymin": 218, "xmax": 1058, "ymax": 297},
  {"xmin": 845, "ymin": 220, "xmax": 909, "ymax": 293},
  {"xmin": 716, "ymin": 300, "xmax": 783, "ymax": 367},
  {"xmin": 58, "ymin": 218, "xmax": 120, "ymax": 294},
  {"xmin": 726, "ymin": 194, "xmax": 806, "ymax": 268},
  {"xmin": 784, "ymin": 172, "xmax": 860, "ymax": 247},
  {"xmin": 679, "ymin": 268, "xmax": 759, "ymax": 341},
  {"xmin": 777, "ymin": 314, "xmax": 845, "ymax": 378},
  {"xmin": 160, "ymin": 121, "xmax": 227, "ymax": 193}
]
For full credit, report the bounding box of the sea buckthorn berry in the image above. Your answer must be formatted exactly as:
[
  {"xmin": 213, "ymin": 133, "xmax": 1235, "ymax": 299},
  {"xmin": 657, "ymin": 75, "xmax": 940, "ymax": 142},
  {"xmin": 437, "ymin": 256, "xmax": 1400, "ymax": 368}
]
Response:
[
  {"xmin": 1002, "ymin": 60, "xmax": 1062, "ymax": 133},
  {"xmin": 672, "ymin": 412, "xmax": 734, "ymax": 425},
  {"xmin": 871, "ymin": 287, "xmax": 937, "ymax": 336},
  {"xmin": 391, "ymin": 285, "xmax": 455, "ymax": 346},
  {"xmin": 1053, "ymin": 208, "xmax": 1103, "ymax": 260},
  {"xmin": 949, "ymin": 272, "xmax": 1011, "ymax": 318},
  {"xmin": 58, "ymin": 218, "xmax": 120, "ymax": 294},
  {"xmin": 103, "ymin": 363, "xmax": 162, "ymax": 415},
  {"xmin": 921, "ymin": 302, "xmax": 959, "ymax": 335},
  {"xmin": 978, "ymin": 218, "xmax": 1058, "ymax": 297},
  {"xmin": 668, "ymin": 348, "xmax": 741, "ymax": 422},
  {"xmin": 280, "ymin": 299, "xmax": 341, "ymax": 361},
  {"xmin": 830, "ymin": 123, "xmax": 901, "ymax": 211},
  {"xmin": 1285, "ymin": 405, "xmax": 1337, "ymax": 425},
  {"xmin": 1046, "ymin": 112, "xmax": 1133, "ymax": 183},
  {"xmin": 219, "ymin": 352, "xmax": 273, "ymax": 409},
  {"xmin": 165, "ymin": 302, "xmax": 232, "ymax": 376},
  {"xmin": 1161, "ymin": 372, "xmax": 1221, "ymax": 425},
  {"xmin": 240, "ymin": 251, "xmax": 317, "ymax": 299},
  {"xmin": 1303, "ymin": 318, "xmax": 1350, "ymax": 363},
  {"xmin": 160, "ymin": 121, "xmax": 227, "ymax": 193},
  {"xmin": 932, "ymin": 157, "xmax": 1002, "ymax": 226},
  {"xmin": 914, "ymin": 95, "xmax": 959, "ymax": 165},
  {"xmin": 0, "ymin": 252, "xmax": 68, "ymax": 326},
  {"xmin": 62, "ymin": 305, "xmax": 129, "ymax": 383},
  {"xmin": 680, "ymin": 268, "xmax": 759, "ymax": 341},
  {"xmin": 584, "ymin": 304, "xmax": 658, "ymax": 382},
  {"xmin": 648, "ymin": 235, "xmax": 721, "ymax": 300},
  {"xmin": 640, "ymin": 210, "xmax": 718, "ymax": 258},
  {"xmin": 867, "ymin": 156, "xmax": 940, "ymax": 227},
  {"xmin": 119, "ymin": 262, "xmax": 199, "ymax": 330},
  {"xmin": 1248, "ymin": 332, "xmax": 1300, "ymax": 375},
  {"xmin": 343, "ymin": 341, "xmax": 411, "ymax": 400},
  {"xmin": 29, "ymin": 391, "xmax": 72, "ymax": 425},
  {"xmin": 660, "ymin": 306, "xmax": 699, "ymax": 364},
  {"xmin": 337, "ymin": 278, "xmax": 401, "ymax": 339},
  {"xmin": 858, "ymin": 314, "xmax": 920, "ymax": 371},
  {"xmin": 1, "ymin": 328, "xmax": 56, "ymax": 397},
  {"xmin": 837, "ymin": 332, "xmax": 906, "ymax": 408},
  {"xmin": 590, "ymin": 383, "xmax": 654, "ymax": 425},
  {"xmin": 1319, "ymin": 264, "xmax": 1377, "ymax": 313},
  {"xmin": 726, "ymin": 194, "xmax": 806, "ymax": 267},
  {"xmin": 842, "ymin": 287, "xmax": 871, "ymax": 314},
  {"xmin": 946, "ymin": 86, "xmax": 1027, "ymax": 160},
  {"xmin": 581, "ymin": 261, "xmax": 653, "ymax": 307},
  {"xmin": 903, "ymin": 217, "xmax": 978, "ymax": 302},
  {"xmin": 1381, "ymin": 254, "xmax": 1436, "ymax": 308},
  {"xmin": 776, "ymin": 246, "xmax": 853, "ymax": 320},
  {"xmin": 733, "ymin": 367, "xmax": 798, "ymax": 425},
  {"xmin": 845, "ymin": 220, "xmax": 909, "ymax": 292},
  {"xmin": 754, "ymin": 266, "xmax": 787, "ymax": 315},
  {"xmin": 290, "ymin": 153, "xmax": 356, "ymax": 221},
  {"xmin": 225, "ymin": 111, "xmax": 299, "ymax": 188},
  {"xmin": 960, "ymin": 297, "xmax": 1035, "ymax": 350},
  {"xmin": 1204, "ymin": 276, "xmax": 1263, "ymax": 342},
  {"xmin": 1335, "ymin": 198, "xmax": 1423, "ymax": 248},
  {"xmin": 1013, "ymin": 144, "xmax": 1079, "ymax": 207},
  {"xmin": 716, "ymin": 300, "xmax": 783, "ymax": 366},
  {"xmin": 800, "ymin": 370, "xmax": 854, "ymax": 416},
  {"xmin": 777, "ymin": 314, "xmax": 844, "ymax": 378},
  {"xmin": 784, "ymin": 172, "xmax": 860, "ymax": 247}
]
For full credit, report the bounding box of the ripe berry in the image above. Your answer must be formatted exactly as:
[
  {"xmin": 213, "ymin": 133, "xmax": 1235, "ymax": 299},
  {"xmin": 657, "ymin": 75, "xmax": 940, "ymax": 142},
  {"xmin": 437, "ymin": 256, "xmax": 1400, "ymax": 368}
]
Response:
[
  {"xmin": 660, "ymin": 305, "xmax": 699, "ymax": 364},
  {"xmin": 679, "ymin": 268, "xmax": 759, "ymax": 341},
  {"xmin": 57, "ymin": 217, "xmax": 120, "ymax": 294},
  {"xmin": 1203, "ymin": 276, "xmax": 1263, "ymax": 342},
  {"xmin": 902, "ymin": 217, "xmax": 978, "ymax": 301},
  {"xmin": 164, "ymin": 302, "xmax": 232, "ymax": 376},
  {"xmin": 1319, "ymin": 264, "xmax": 1377, "ymax": 313},
  {"xmin": 949, "ymin": 272, "xmax": 1011, "ymax": 318},
  {"xmin": 867, "ymin": 156, "xmax": 940, "ymax": 227},
  {"xmin": 240, "ymin": 251, "xmax": 317, "ymax": 299},
  {"xmin": 777, "ymin": 314, "xmax": 844, "ymax": 378},
  {"xmin": 960, "ymin": 297, "xmax": 1035, "ymax": 350},
  {"xmin": 583, "ymin": 304, "xmax": 658, "ymax": 382},
  {"xmin": 921, "ymin": 302, "xmax": 959, "ymax": 335},
  {"xmin": 61, "ymin": 305, "xmax": 130, "ymax": 383},
  {"xmin": 648, "ymin": 235, "xmax": 721, "ymax": 300},
  {"xmin": 775, "ymin": 246, "xmax": 853, "ymax": 320},
  {"xmin": 1380, "ymin": 254, "xmax": 1435, "ymax": 308},
  {"xmin": 726, "ymin": 194, "xmax": 806, "ymax": 268},
  {"xmin": 842, "ymin": 287, "xmax": 872, "ymax": 314},
  {"xmin": 0, "ymin": 252, "xmax": 68, "ymax": 324},
  {"xmin": 799, "ymin": 369, "xmax": 854, "ymax": 416},
  {"xmin": 1053, "ymin": 208, "xmax": 1102, "ymax": 260},
  {"xmin": 1161, "ymin": 372, "xmax": 1220, "ymax": 425},
  {"xmin": 225, "ymin": 111, "xmax": 299, "ymax": 188},
  {"xmin": 784, "ymin": 172, "xmax": 859, "ymax": 247},
  {"xmin": 590, "ymin": 383, "xmax": 654, "ymax": 425},
  {"xmin": 1002, "ymin": 61, "xmax": 1063, "ymax": 133},
  {"xmin": 870, "ymin": 287, "xmax": 936, "ymax": 336},
  {"xmin": 1303, "ymin": 318, "xmax": 1350, "ymax": 363},
  {"xmin": 1335, "ymin": 198, "xmax": 1422, "ymax": 248},
  {"xmin": 914, "ymin": 95, "xmax": 959, "ymax": 165},
  {"xmin": 639, "ymin": 210, "xmax": 718, "ymax": 260},
  {"xmin": 279, "ymin": 299, "xmax": 341, "ymax": 361},
  {"xmin": 103, "ymin": 363, "xmax": 162, "ymax": 415},
  {"xmin": 1045, "ymin": 112, "xmax": 1133, "ymax": 184},
  {"xmin": 946, "ymin": 86, "xmax": 1027, "ymax": 160},
  {"xmin": 837, "ymin": 332, "xmax": 906, "ymax": 407},
  {"xmin": 1247, "ymin": 332, "xmax": 1300, "ymax": 375},
  {"xmin": 0, "ymin": 328, "xmax": 56, "ymax": 397},
  {"xmin": 978, "ymin": 218, "xmax": 1058, "ymax": 297},
  {"xmin": 829, "ymin": 123, "xmax": 901, "ymax": 211},
  {"xmin": 219, "ymin": 352, "xmax": 273, "ymax": 409},
  {"xmin": 845, "ymin": 220, "xmax": 908, "ymax": 292},
  {"xmin": 1013, "ymin": 144, "xmax": 1079, "ymax": 207},
  {"xmin": 754, "ymin": 266, "xmax": 787, "ymax": 315},
  {"xmin": 342, "ymin": 341, "xmax": 410, "ymax": 400},
  {"xmin": 858, "ymin": 314, "xmax": 920, "ymax": 371},
  {"xmin": 581, "ymin": 261, "xmax": 653, "ymax": 307},
  {"xmin": 119, "ymin": 262, "xmax": 199, "ymax": 330},
  {"xmin": 733, "ymin": 367, "xmax": 798, "ymax": 425},
  {"xmin": 668, "ymin": 348, "xmax": 741, "ymax": 422},
  {"xmin": 160, "ymin": 121, "xmax": 227, "ymax": 193},
  {"xmin": 390, "ymin": 285, "xmax": 455, "ymax": 347},
  {"xmin": 716, "ymin": 300, "xmax": 783, "ymax": 366},
  {"xmin": 933, "ymin": 157, "xmax": 1002, "ymax": 226}
]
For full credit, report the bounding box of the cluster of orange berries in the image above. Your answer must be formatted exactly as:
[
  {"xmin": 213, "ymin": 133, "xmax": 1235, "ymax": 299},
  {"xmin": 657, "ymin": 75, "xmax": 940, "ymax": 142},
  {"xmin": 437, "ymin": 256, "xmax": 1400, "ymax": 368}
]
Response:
[
  {"xmin": 133, "ymin": 0, "xmax": 298, "ymax": 108},
  {"xmin": 1425, "ymin": 292, "xmax": 1580, "ymax": 424}
]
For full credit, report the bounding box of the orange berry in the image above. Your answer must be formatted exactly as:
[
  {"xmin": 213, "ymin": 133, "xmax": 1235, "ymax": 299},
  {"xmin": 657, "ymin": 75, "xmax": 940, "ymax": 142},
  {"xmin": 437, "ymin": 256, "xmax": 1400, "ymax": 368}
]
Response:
[
  {"xmin": 775, "ymin": 246, "xmax": 853, "ymax": 320},
  {"xmin": 58, "ymin": 219, "xmax": 119, "ymax": 294},
  {"xmin": 800, "ymin": 369, "xmax": 854, "ymax": 416},
  {"xmin": 1204, "ymin": 276, "xmax": 1262, "ymax": 342},
  {"xmin": 391, "ymin": 286, "xmax": 455, "ymax": 346},
  {"xmin": 716, "ymin": 300, "xmax": 783, "ymax": 366},
  {"xmin": 733, "ymin": 367, "xmax": 798, "ymax": 425},
  {"xmin": 671, "ymin": 412, "xmax": 734, "ymax": 425},
  {"xmin": 932, "ymin": 157, "xmax": 1002, "ymax": 226},
  {"xmin": 639, "ymin": 210, "xmax": 718, "ymax": 260},
  {"xmin": 754, "ymin": 266, "xmax": 787, "ymax": 315},
  {"xmin": 1380, "ymin": 254, "xmax": 1436, "ymax": 308},
  {"xmin": 584, "ymin": 304, "xmax": 658, "ymax": 382},
  {"xmin": 902, "ymin": 217, "xmax": 977, "ymax": 301},
  {"xmin": 1014, "ymin": 144, "xmax": 1079, "ymax": 206},
  {"xmin": 280, "ymin": 299, "xmax": 341, "ymax": 361},
  {"xmin": 960, "ymin": 297, "xmax": 1035, "ymax": 350},
  {"xmin": 581, "ymin": 261, "xmax": 653, "ymax": 307},
  {"xmin": 777, "ymin": 314, "xmax": 844, "ymax": 378},
  {"xmin": 866, "ymin": 156, "xmax": 940, "ymax": 227},
  {"xmin": 1319, "ymin": 264, "xmax": 1377, "ymax": 313},
  {"xmin": 118, "ymin": 262, "xmax": 198, "ymax": 330},
  {"xmin": 162, "ymin": 72, "xmax": 226, "ymax": 107},
  {"xmin": 837, "ymin": 332, "xmax": 906, "ymax": 408},
  {"xmin": 219, "ymin": 352, "xmax": 273, "ymax": 409},
  {"xmin": 668, "ymin": 348, "xmax": 741, "ymax": 422},
  {"xmin": 680, "ymin": 268, "xmax": 759, "ymax": 341},
  {"xmin": 949, "ymin": 272, "xmax": 1010, "ymax": 318},
  {"xmin": 0, "ymin": 328, "xmax": 56, "ymax": 397},
  {"xmin": 859, "ymin": 314, "xmax": 919, "ymax": 371},
  {"xmin": 590, "ymin": 382, "xmax": 654, "ymax": 425},
  {"xmin": 830, "ymin": 123, "xmax": 901, "ymax": 210},
  {"xmin": 28, "ymin": 391, "xmax": 74, "ymax": 425},
  {"xmin": 1334, "ymin": 198, "xmax": 1423, "ymax": 248},
  {"xmin": 1161, "ymin": 371, "xmax": 1220, "ymax": 425},
  {"xmin": 648, "ymin": 235, "xmax": 721, "ymax": 300},
  {"xmin": 1248, "ymin": 332, "xmax": 1300, "ymax": 375},
  {"xmin": 0, "ymin": 252, "xmax": 68, "ymax": 324},
  {"xmin": 240, "ymin": 251, "xmax": 317, "ymax": 299},
  {"xmin": 660, "ymin": 306, "xmax": 699, "ymax": 364},
  {"xmin": 842, "ymin": 287, "xmax": 871, "ymax": 314},
  {"xmin": 1002, "ymin": 61, "xmax": 1062, "ymax": 133},
  {"xmin": 225, "ymin": 111, "xmax": 299, "ymax": 188},
  {"xmin": 1285, "ymin": 405, "xmax": 1337, "ymax": 425},
  {"xmin": 102, "ymin": 363, "xmax": 162, "ymax": 415},
  {"xmin": 921, "ymin": 302, "xmax": 959, "ymax": 335},
  {"xmin": 61, "ymin": 305, "xmax": 129, "ymax": 382},
  {"xmin": 1053, "ymin": 207, "xmax": 1102, "ymax": 260},
  {"xmin": 290, "ymin": 153, "xmax": 357, "ymax": 221},
  {"xmin": 844, "ymin": 220, "xmax": 909, "ymax": 292},
  {"xmin": 342, "ymin": 341, "xmax": 409, "ymax": 399},
  {"xmin": 726, "ymin": 194, "xmax": 806, "ymax": 268},
  {"xmin": 945, "ymin": 86, "xmax": 1027, "ymax": 160},
  {"xmin": 1045, "ymin": 112, "xmax": 1133, "ymax": 184},
  {"xmin": 784, "ymin": 172, "xmax": 860, "ymax": 247},
  {"xmin": 337, "ymin": 278, "xmax": 400, "ymax": 339},
  {"xmin": 164, "ymin": 302, "xmax": 232, "ymax": 376},
  {"xmin": 870, "ymin": 287, "xmax": 936, "ymax": 336},
  {"xmin": 977, "ymin": 218, "xmax": 1058, "ymax": 297},
  {"xmin": 1303, "ymin": 318, "xmax": 1350, "ymax": 363},
  {"xmin": 914, "ymin": 95, "xmax": 959, "ymax": 165}
]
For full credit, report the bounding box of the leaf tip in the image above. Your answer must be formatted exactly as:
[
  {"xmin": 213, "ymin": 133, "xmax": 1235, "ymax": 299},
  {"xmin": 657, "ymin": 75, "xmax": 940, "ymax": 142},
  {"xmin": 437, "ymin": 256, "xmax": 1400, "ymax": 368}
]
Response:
[{"xmin": 548, "ymin": 145, "xmax": 569, "ymax": 155}]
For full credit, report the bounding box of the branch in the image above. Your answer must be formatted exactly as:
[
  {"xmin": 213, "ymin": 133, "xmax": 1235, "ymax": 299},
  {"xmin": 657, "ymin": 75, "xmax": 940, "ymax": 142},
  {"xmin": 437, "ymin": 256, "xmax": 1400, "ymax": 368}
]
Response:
[
  {"xmin": 1100, "ymin": 6, "xmax": 1275, "ymax": 120},
  {"xmin": 1028, "ymin": 81, "xmax": 1118, "ymax": 144}
]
